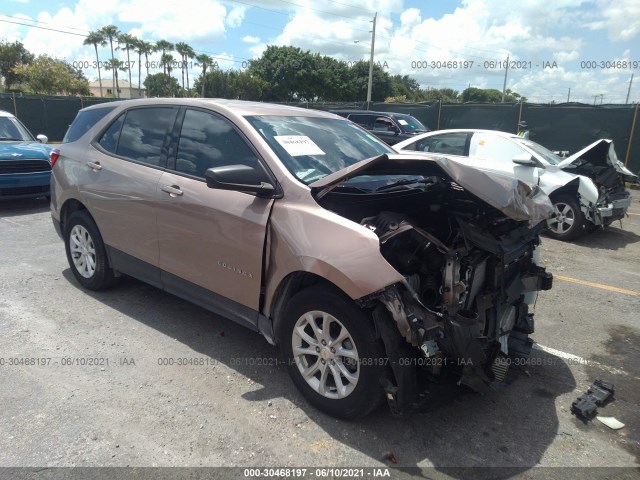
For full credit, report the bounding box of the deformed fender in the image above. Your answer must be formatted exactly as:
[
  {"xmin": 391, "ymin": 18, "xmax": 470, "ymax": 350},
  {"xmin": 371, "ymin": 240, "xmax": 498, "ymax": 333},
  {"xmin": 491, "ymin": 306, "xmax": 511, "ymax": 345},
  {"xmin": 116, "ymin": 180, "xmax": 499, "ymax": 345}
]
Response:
[{"xmin": 262, "ymin": 202, "xmax": 404, "ymax": 318}]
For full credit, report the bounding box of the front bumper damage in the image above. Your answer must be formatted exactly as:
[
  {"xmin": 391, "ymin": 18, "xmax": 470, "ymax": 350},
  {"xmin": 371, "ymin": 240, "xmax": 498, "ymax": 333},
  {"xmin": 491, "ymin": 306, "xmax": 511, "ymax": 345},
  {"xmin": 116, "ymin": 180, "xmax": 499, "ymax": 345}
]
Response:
[{"xmin": 361, "ymin": 219, "xmax": 553, "ymax": 415}]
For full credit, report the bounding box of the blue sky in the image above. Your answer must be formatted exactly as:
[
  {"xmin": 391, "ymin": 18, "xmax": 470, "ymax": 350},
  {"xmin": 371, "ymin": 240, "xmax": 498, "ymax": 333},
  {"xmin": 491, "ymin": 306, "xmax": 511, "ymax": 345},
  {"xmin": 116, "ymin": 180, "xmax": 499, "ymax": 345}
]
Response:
[{"xmin": 1, "ymin": 0, "xmax": 639, "ymax": 103}]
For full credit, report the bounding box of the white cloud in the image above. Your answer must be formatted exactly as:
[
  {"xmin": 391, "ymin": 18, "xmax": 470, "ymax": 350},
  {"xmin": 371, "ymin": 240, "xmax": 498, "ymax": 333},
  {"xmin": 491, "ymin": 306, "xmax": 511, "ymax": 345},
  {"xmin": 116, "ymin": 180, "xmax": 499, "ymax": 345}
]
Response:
[
  {"xmin": 587, "ymin": 0, "xmax": 640, "ymax": 41},
  {"xmin": 227, "ymin": 6, "xmax": 246, "ymax": 28},
  {"xmin": 242, "ymin": 35, "xmax": 260, "ymax": 44}
]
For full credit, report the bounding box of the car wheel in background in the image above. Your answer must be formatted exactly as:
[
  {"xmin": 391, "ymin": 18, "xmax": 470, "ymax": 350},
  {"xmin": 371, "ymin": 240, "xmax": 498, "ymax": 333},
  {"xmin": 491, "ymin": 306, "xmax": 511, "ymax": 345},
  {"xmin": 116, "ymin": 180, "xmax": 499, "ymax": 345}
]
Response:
[
  {"xmin": 64, "ymin": 210, "xmax": 116, "ymax": 290},
  {"xmin": 546, "ymin": 195, "xmax": 586, "ymax": 241},
  {"xmin": 279, "ymin": 286, "xmax": 386, "ymax": 419}
]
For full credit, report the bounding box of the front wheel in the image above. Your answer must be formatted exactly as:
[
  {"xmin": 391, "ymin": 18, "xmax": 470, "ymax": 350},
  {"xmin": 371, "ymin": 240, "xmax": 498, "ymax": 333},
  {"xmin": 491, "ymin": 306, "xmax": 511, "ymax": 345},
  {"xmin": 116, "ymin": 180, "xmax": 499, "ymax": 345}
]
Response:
[
  {"xmin": 546, "ymin": 195, "xmax": 586, "ymax": 241},
  {"xmin": 279, "ymin": 286, "xmax": 387, "ymax": 419},
  {"xmin": 64, "ymin": 210, "xmax": 116, "ymax": 290}
]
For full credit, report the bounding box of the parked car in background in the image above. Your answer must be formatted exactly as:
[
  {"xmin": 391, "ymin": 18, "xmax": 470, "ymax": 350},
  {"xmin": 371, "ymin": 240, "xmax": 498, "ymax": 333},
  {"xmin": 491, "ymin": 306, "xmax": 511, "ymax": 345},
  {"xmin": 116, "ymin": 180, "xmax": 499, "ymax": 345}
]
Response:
[
  {"xmin": 0, "ymin": 110, "xmax": 52, "ymax": 200},
  {"xmin": 51, "ymin": 99, "xmax": 553, "ymax": 418},
  {"xmin": 394, "ymin": 129, "xmax": 638, "ymax": 241},
  {"xmin": 330, "ymin": 109, "xmax": 429, "ymax": 145}
]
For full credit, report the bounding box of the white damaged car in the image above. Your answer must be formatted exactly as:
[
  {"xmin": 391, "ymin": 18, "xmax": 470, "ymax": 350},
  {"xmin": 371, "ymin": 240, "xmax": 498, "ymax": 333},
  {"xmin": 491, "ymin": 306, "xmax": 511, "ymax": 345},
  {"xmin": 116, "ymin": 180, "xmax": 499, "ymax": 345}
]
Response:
[{"xmin": 394, "ymin": 130, "xmax": 638, "ymax": 241}]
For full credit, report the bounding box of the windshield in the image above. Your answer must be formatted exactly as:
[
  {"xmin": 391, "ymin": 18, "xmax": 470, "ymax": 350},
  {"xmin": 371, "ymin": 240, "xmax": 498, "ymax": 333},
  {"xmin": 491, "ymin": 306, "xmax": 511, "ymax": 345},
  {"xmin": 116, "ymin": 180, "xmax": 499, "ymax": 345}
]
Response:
[
  {"xmin": 0, "ymin": 116, "xmax": 34, "ymax": 141},
  {"xmin": 514, "ymin": 137, "xmax": 561, "ymax": 165},
  {"xmin": 245, "ymin": 115, "xmax": 395, "ymax": 183},
  {"xmin": 391, "ymin": 114, "xmax": 428, "ymax": 133}
]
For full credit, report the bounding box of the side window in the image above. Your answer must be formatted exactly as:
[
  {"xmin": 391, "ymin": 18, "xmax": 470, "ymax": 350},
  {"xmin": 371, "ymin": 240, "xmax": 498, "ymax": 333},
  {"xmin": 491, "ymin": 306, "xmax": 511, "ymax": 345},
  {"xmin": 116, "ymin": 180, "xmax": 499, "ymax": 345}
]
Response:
[
  {"xmin": 175, "ymin": 109, "xmax": 259, "ymax": 178},
  {"xmin": 416, "ymin": 133, "xmax": 468, "ymax": 156},
  {"xmin": 98, "ymin": 113, "xmax": 125, "ymax": 154},
  {"xmin": 64, "ymin": 107, "xmax": 115, "ymax": 143},
  {"xmin": 373, "ymin": 117, "xmax": 394, "ymax": 132},
  {"xmin": 347, "ymin": 114, "xmax": 372, "ymax": 128},
  {"xmin": 469, "ymin": 133, "xmax": 526, "ymax": 162},
  {"xmin": 115, "ymin": 107, "xmax": 178, "ymax": 167}
]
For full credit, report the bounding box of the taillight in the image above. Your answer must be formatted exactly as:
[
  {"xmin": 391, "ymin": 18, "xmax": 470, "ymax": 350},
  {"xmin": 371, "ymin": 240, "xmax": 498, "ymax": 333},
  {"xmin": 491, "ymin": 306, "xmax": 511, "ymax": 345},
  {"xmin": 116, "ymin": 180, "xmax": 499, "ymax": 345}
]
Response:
[{"xmin": 50, "ymin": 149, "xmax": 60, "ymax": 167}]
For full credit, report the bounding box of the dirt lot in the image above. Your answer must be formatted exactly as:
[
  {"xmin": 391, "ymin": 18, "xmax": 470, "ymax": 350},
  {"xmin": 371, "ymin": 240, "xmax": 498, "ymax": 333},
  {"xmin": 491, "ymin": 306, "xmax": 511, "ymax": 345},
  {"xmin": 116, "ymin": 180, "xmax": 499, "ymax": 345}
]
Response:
[{"xmin": 0, "ymin": 195, "xmax": 639, "ymax": 479}]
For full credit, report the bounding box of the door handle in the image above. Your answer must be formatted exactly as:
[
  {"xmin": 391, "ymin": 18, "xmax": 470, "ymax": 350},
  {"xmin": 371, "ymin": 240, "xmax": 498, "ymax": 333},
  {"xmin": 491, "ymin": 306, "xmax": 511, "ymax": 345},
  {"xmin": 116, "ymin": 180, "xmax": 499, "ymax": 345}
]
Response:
[
  {"xmin": 87, "ymin": 161, "xmax": 102, "ymax": 171},
  {"xmin": 161, "ymin": 184, "xmax": 183, "ymax": 197}
]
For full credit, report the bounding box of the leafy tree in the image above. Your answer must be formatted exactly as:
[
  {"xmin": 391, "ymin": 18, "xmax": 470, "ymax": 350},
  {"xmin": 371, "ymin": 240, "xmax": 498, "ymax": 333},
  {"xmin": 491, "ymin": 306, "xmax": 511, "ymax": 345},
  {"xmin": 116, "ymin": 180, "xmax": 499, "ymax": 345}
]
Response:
[
  {"xmin": 15, "ymin": 55, "xmax": 89, "ymax": 95},
  {"xmin": 100, "ymin": 25, "xmax": 121, "ymax": 97},
  {"xmin": 247, "ymin": 45, "xmax": 319, "ymax": 101},
  {"xmin": 420, "ymin": 87, "xmax": 460, "ymax": 102},
  {"xmin": 175, "ymin": 42, "xmax": 195, "ymax": 95},
  {"xmin": 83, "ymin": 31, "xmax": 107, "ymax": 97},
  {"xmin": 117, "ymin": 33, "xmax": 138, "ymax": 94},
  {"xmin": 461, "ymin": 87, "xmax": 524, "ymax": 103},
  {"xmin": 390, "ymin": 74, "xmax": 421, "ymax": 100},
  {"xmin": 0, "ymin": 41, "xmax": 34, "ymax": 91},
  {"xmin": 348, "ymin": 60, "xmax": 393, "ymax": 102},
  {"xmin": 193, "ymin": 69, "xmax": 268, "ymax": 100},
  {"xmin": 144, "ymin": 72, "xmax": 179, "ymax": 97}
]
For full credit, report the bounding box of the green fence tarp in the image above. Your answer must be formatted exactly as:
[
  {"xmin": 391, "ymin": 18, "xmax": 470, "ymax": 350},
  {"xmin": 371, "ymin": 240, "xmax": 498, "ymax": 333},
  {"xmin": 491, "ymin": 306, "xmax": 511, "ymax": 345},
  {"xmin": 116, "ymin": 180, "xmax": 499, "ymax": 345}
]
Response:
[{"xmin": 2, "ymin": 94, "xmax": 638, "ymax": 174}]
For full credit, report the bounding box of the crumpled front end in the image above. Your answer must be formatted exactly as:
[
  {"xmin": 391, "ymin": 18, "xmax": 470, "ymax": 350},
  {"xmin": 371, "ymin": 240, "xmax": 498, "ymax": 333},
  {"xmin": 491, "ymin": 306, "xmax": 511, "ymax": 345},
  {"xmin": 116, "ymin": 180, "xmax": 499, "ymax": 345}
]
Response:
[
  {"xmin": 559, "ymin": 139, "xmax": 637, "ymax": 226},
  {"xmin": 313, "ymin": 153, "xmax": 554, "ymax": 415},
  {"xmin": 358, "ymin": 210, "xmax": 552, "ymax": 414}
]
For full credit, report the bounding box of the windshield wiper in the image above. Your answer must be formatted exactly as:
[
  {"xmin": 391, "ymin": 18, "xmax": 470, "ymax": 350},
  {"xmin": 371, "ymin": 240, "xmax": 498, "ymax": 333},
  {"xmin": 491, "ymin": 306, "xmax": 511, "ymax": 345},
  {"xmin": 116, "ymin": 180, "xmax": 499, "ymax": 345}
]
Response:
[{"xmin": 0, "ymin": 137, "xmax": 23, "ymax": 141}]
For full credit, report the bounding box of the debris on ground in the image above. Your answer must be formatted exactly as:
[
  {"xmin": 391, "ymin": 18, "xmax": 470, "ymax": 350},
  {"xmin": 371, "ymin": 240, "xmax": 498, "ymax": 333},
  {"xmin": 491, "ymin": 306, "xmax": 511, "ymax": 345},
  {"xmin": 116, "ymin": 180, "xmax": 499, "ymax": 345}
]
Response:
[
  {"xmin": 596, "ymin": 416, "xmax": 625, "ymax": 430},
  {"xmin": 570, "ymin": 380, "xmax": 615, "ymax": 421},
  {"xmin": 382, "ymin": 451, "xmax": 398, "ymax": 464}
]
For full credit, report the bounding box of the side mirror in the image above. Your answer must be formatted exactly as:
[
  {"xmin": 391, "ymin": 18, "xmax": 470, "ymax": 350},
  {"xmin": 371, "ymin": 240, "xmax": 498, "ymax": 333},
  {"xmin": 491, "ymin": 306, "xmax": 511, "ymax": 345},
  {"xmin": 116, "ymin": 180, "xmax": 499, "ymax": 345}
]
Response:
[
  {"xmin": 205, "ymin": 164, "xmax": 276, "ymax": 198},
  {"xmin": 512, "ymin": 152, "xmax": 545, "ymax": 168},
  {"xmin": 36, "ymin": 134, "xmax": 48, "ymax": 144}
]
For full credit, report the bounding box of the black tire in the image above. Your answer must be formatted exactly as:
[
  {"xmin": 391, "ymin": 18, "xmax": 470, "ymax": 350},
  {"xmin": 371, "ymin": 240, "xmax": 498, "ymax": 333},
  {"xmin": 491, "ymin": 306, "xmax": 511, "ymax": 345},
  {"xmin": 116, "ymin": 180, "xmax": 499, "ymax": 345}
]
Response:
[
  {"xmin": 279, "ymin": 286, "xmax": 387, "ymax": 419},
  {"xmin": 64, "ymin": 210, "xmax": 116, "ymax": 290},
  {"xmin": 545, "ymin": 194, "xmax": 586, "ymax": 241}
]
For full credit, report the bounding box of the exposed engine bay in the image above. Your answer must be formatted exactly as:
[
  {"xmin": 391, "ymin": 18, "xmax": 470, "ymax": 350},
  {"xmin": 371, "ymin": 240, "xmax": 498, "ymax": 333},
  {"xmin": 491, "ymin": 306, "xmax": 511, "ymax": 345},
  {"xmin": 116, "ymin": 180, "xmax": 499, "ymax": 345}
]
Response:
[
  {"xmin": 317, "ymin": 170, "xmax": 553, "ymax": 414},
  {"xmin": 559, "ymin": 139, "xmax": 639, "ymax": 225}
]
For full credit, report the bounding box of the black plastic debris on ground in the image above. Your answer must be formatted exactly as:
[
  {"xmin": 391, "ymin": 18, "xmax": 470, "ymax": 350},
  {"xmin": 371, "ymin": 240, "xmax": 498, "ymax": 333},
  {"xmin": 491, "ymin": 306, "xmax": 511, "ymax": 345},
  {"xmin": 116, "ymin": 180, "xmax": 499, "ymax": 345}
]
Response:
[{"xmin": 571, "ymin": 380, "xmax": 615, "ymax": 422}]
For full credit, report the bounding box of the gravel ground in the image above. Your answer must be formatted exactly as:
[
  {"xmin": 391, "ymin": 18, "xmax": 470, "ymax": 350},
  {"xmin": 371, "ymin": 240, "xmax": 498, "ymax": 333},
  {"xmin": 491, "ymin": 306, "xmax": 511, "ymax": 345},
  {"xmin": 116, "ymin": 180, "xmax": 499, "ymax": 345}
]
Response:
[{"xmin": 0, "ymin": 195, "xmax": 638, "ymax": 479}]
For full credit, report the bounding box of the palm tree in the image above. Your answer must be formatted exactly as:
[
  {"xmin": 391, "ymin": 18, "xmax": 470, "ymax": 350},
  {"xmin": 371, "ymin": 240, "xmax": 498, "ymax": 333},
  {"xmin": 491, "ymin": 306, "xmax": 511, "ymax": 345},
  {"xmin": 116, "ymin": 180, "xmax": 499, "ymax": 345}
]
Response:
[
  {"xmin": 161, "ymin": 53, "xmax": 176, "ymax": 96},
  {"xmin": 100, "ymin": 25, "xmax": 121, "ymax": 97},
  {"xmin": 83, "ymin": 30, "xmax": 106, "ymax": 97},
  {"xmin": 134, "ymin": 39, "xmax": 153, "ymax": 97},
  {"xmin": 117, "ymin": 33, "xmax": 137, "ymax": 96},
  {"xmin": 154, "ymin": 40, "xmax": 174, "ymax": 77},
  {"xmin": 195, "ymin": 53, "xmax": 213, "ymax": 97},
  {"xmin": 175, "ymin": 42, "xmax": 195, "ymax": 96},
  {"xmin": 105, "ymin": 59, "xmax": 124, "ymax": 97}
]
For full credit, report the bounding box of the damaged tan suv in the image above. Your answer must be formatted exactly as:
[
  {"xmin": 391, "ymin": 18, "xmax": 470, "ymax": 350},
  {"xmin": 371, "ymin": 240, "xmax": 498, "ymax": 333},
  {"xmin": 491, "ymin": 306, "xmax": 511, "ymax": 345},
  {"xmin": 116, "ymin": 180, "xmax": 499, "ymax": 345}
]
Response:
[{"xmin": 51, "ymin": 99, "xmax": 553, "ymax": 418}]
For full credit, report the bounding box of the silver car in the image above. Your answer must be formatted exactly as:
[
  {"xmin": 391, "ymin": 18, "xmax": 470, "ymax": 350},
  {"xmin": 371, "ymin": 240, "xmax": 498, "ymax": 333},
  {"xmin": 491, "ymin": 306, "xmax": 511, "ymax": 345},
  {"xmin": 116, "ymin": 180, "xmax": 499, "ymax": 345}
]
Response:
[
  {"xmin": 394, "ymin": 129, "xmax": 638, "ymax": 241},
  {"xmin": 51, "ymin": 99, "xmax": 553, "ymax": 418}
]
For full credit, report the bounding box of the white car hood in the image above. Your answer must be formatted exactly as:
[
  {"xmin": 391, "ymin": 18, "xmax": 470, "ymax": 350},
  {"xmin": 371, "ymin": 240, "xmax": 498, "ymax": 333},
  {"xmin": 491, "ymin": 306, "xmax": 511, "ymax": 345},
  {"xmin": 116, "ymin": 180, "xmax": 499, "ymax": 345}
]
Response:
[{"xmin": 558, "ymin": 139, "xmax": 638, "ymax": 183}]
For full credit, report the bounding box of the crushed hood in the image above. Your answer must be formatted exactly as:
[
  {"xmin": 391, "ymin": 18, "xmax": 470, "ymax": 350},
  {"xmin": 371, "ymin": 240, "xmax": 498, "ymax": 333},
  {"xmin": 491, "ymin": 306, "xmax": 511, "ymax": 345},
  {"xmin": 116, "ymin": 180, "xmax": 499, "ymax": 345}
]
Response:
[
  {"xmin": 310, "ymin": 153, "xmax": 554, "ymax": 226},
  {"xmin": 558, "ymin": 139, "xmax": 638, "ymax": 183}
]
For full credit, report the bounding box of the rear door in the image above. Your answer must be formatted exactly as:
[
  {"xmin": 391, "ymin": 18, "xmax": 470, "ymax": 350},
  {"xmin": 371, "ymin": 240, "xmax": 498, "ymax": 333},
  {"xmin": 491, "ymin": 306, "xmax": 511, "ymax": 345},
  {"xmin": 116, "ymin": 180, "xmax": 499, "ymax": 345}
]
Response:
[
  {"xmin": 84, "ymin": 106, "xmax": 178, "ymax": 285},
  {"xmin": 156, "ymin": 107, "xmax": 275, "ymax": 326}
]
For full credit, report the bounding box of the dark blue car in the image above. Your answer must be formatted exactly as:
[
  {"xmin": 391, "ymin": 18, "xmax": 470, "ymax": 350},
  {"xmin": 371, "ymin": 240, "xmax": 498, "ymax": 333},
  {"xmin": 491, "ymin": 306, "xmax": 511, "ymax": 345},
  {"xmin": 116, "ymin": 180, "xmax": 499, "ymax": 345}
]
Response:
[{"xmin": 0, "ymin": 110, "xmax": 52, "ymax": 200}]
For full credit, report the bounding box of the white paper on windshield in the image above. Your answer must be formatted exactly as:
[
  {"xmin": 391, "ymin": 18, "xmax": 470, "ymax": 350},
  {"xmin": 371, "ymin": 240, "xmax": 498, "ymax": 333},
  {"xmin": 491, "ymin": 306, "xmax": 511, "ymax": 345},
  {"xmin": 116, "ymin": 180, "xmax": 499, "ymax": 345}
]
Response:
[
  {"xmin": 274, "ymin": 135, "xmax": 325, "ymax": 156},
  {"xmin": 397, "ymin": 119, "xmax": 409, "ymax": 125}
]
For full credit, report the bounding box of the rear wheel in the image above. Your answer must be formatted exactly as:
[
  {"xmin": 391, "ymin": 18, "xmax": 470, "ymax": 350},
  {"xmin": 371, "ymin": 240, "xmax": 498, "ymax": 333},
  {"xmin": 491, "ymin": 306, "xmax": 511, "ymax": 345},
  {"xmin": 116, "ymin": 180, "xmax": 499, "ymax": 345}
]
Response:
[
  {"xmin": 64, "ymin": 210, "xmax": 116, "ymax": 290},
  {"xmin": 279, "ymin": 286, "xmax": 386, "ymax": 419},
  {"xmin": 546, "ymin": 195, "xmax": 586, "ymax": 241}
]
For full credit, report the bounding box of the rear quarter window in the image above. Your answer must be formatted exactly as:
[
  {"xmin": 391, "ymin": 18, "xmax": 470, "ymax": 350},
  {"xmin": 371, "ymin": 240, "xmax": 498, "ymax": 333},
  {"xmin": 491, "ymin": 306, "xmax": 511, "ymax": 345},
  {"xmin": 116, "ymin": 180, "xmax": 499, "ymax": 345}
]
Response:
[{"xmin": 63, "ymin": 107, "xmax": 115, "ymax": 143}]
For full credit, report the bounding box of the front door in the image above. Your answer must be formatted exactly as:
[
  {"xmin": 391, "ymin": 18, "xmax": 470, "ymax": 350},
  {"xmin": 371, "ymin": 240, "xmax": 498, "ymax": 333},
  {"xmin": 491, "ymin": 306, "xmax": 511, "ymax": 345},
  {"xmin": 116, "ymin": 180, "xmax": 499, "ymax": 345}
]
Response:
[{"xmin": 156, "ymin": 108, "xmax": 274, "ymax": 327}]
